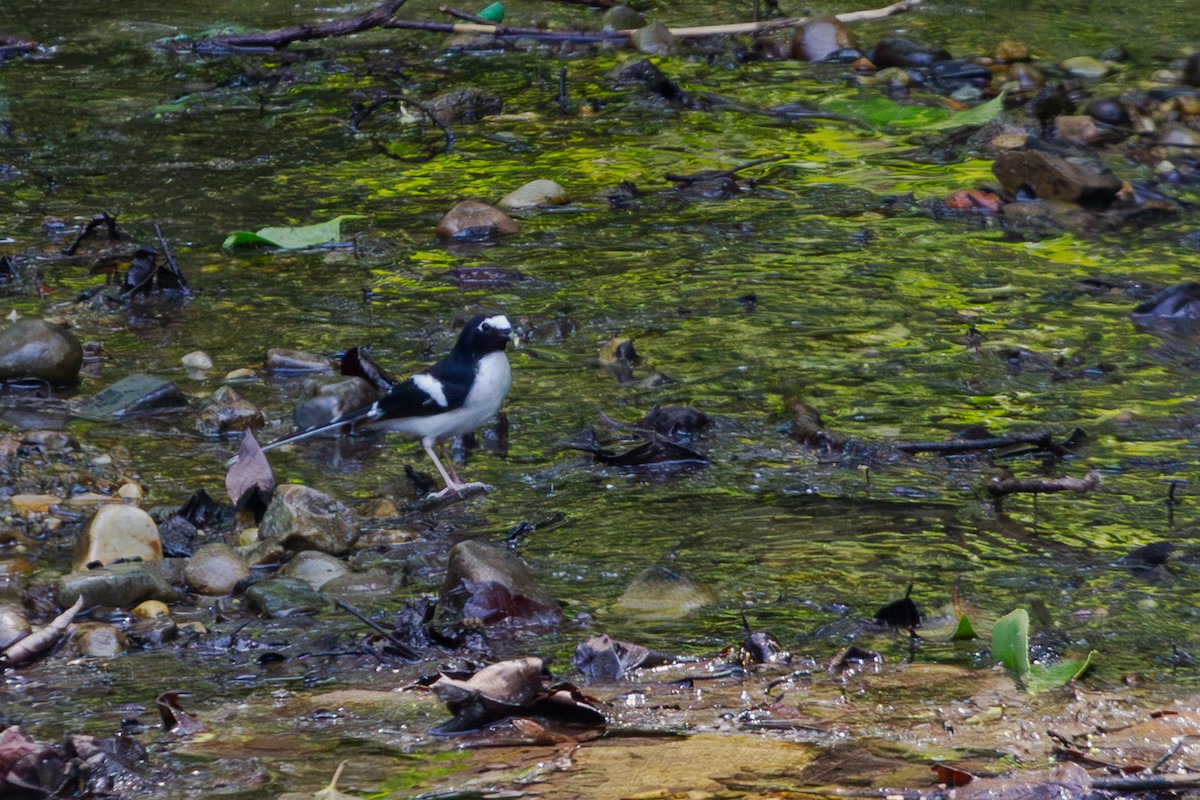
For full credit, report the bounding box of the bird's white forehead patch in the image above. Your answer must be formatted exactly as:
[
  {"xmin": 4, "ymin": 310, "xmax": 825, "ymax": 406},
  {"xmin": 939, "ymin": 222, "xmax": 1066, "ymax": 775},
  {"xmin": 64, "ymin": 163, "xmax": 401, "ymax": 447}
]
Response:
[
  {"xmin": 481, "ymin": 314, "xmax": 511, "ymax": 331},
  {"xmin": 412, "ymin": 373, "xmax": 449, "ymax": 407}
]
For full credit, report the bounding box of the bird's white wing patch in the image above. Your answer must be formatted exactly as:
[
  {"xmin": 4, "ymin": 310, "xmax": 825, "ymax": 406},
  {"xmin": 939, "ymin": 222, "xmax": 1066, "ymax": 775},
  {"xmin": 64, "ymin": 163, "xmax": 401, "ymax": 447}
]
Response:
[{"xmin": 412, "ymin": 373, "xmax": 449, "ymax": 407}]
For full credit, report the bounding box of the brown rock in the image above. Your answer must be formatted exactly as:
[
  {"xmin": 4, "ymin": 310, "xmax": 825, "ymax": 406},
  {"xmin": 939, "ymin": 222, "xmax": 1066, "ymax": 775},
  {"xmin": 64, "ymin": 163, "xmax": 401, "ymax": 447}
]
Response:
[
  {"xmin": 438, "ymin": 539, "xmax": 560, "ymax": 627},
  {"xmin": 790, "ymin": 17, "xmax": 856, "ymax": 62},
  {"xmin": 258, "ymin": 484, "xmax": 358, "ymax": 555},
  {"xmin": 993, "ymin": 38, "xmax": 1030, "ymax": 62},
  {"xmin": 73, "ymin": 504, "xmax": 162, "ymax": 571},
  {"xmin": 195, "ymin": 385, "xmax": 263, "ymax": 437},
  {"xmin": 185, "ymin": 543, "xmax": 250, "ymax": 596},
  {"xmin": 435, "ymin": 201, "xmax": 518, "ymax": 240},
  {"xmin": 1054, "ymin": 115, "xmax": 1104, "ymax": 145},
  {"xmin": 992, "ymin": 150, "xmax": 1122, "ymax": 206},
  {"xmin": 0, "ymin": 319, "xmax": 84, "ymax": 385}
]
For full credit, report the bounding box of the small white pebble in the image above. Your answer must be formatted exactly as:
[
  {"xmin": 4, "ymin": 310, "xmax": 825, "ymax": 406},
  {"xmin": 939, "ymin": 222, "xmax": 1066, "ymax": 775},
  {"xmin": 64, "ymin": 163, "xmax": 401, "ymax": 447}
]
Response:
[{"xmin": 181, "ymin": 350, "xmax": 214, "ymax": 370}]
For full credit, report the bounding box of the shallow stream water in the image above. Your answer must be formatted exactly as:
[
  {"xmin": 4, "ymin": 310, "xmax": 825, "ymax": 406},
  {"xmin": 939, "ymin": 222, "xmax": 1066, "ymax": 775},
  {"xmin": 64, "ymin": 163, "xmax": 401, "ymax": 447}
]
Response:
[{"xmin": 3, "ymin": 0, "xmax": 1200, "ymax": 795}]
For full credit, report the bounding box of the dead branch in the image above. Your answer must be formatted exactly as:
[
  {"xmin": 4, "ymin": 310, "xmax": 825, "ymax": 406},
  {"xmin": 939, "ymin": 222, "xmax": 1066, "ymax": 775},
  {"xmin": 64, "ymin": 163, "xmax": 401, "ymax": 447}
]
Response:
[
  {"xmin": 986, "ymin": 470, "xmax": 1102, "ymax": 500},
  {"xmin": 201, "ymin": 0, "xmax": 410, "ymax": 51},
  {"xmin": 200, "ymin": 0, "xmax": 922, "ymax": 50},
  {"xmin": 895, "ymin": 432, "xmax": 1073, "ymax": 457},
  {"xmin": 0, "ymin": 597, "xmax": 84, "ymax": 667}
]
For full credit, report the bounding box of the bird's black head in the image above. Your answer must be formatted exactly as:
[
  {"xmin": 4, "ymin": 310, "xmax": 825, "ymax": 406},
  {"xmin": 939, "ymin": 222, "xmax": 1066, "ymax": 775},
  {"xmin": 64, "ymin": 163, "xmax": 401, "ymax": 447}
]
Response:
[{"xmin": 454, "ymin": 314, "xmax": 513, "ymax": 357}]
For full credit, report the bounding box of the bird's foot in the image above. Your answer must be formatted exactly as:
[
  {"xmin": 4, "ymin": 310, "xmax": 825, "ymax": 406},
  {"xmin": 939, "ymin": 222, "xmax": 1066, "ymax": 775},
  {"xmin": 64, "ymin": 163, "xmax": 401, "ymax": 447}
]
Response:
[{"xmin": 426, "ymin": 481, "xmax": 489, "ymax": 501}]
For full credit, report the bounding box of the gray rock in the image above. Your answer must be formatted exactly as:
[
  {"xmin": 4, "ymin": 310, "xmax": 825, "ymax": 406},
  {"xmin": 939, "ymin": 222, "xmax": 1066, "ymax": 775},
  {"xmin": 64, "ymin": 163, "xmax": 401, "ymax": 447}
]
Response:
[
  {"xmin": 0, "ymin": 319, "xmax": 83, "ymax": 385},
  {"xmin": 279, "ymin": 550, "xmax": 350, "ymax": 590},
  {"xmin": 76, "ymin": 374, "xmax": 189, "ymax": 420},
  {"xmin": 184, "ymin": 543, "xmax": 249, "ymax": 596},
  {"xmin": 614, "ymin": 566, "xmax": 718, "ymax": 619},
  {"xmin": 790, "ymin": 17, "xmax": 856, "ymax": 62},
  {"xmin": 195, "ymin": 385, "xmax": 263, "ymax": 437},
  {"xmin": 600, "ymin": 4, "xmax": 644, "ymax": 31},
  {"xmin": 265, "ymin": 348, "xmax": 333, "ymax": 373},
  {"xmin": 292, "ymin": 377, "xmax": 377, "ymax": 433},
  {"xmin": 992, "ymin": 150, "xmax": 1122, "ymax": 205},
  {"xmin": 74, "ymin": 623, "xmax": 126, "ymax": 657},
  {"xmin": 427, "ymin": 88, "xmax": 503, "ymax": 125},
  {"xmin": 629, "ymin": 23, "xmax": 675, "ymax": 55},
  {"xmin": 73, "ymin": 504, "xmax": 163, "ymax": 571},
  {"xmin": 499, "ymin": 179, "xmax": 570, "ymax": 210},
  {"xmin": 435, "ymin": 201, "xmax": 518, "ymax": 240},
  {"xmin": 58, "ymin": 562, "xmax": 177, "ymax": 608},
  {"xmin": 438, "ymin": 539, "xmax": 560, "ymax": 626},
  {"xmin": 259, "ymin": 484, "xmax": 358, "ymax": 555},
  {"xmin": 243, "ymin": 576, "xmax": 325, "ymax": 618},
  {"xmin": 320, "ymin": 568, "xmax": 395, "ymax": 597}
]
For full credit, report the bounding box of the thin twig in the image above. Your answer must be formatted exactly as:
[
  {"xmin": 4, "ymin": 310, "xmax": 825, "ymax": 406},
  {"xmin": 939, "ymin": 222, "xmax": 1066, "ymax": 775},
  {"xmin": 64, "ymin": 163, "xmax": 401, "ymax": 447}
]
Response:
[
  {"xmin": 986, "ymin": 470, "xmax": 1103, "ymax": 500},
  {"xmin": 895, "ymin": 432, "xmax": 1071, "ymax": 457},
  {"xmin": 334, "ymin": 599, "xmax": 420, "ymax": 661}
]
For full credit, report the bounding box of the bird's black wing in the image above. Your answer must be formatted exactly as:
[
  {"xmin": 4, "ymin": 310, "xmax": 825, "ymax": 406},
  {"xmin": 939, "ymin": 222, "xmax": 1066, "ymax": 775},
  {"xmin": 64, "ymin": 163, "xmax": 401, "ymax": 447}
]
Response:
[{"xmin": 369, "ymin": 368, "xmax": 466, "ymax": 420}]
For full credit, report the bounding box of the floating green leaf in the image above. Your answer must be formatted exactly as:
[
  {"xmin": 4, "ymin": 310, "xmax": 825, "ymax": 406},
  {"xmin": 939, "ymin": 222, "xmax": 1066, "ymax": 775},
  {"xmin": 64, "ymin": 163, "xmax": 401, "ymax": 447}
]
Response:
[
  {"xmin": 222, "ymin": 215, "xmax": 365, "ymax": 250},
  {"xmin": 991, "ymin": 608, "xmax": 1031, "ymax": 676},
  {"xmin": 477, "ymin": 2, "xmax": 504, "ymax": 22},
  {"xmin": 950, "ymin": 613, "xmax": 978, "ymax": 641},
  {"xmin": 1026, "ymin": 652, "xmax": 1097, "ymax": 694},
  {"xmin": 925, "ymin": 91, "xmax": 1007, "ymax": 131},
  {"xmin": 819, "ymin": 91, "xmax": 1005, "ymax": 133}
]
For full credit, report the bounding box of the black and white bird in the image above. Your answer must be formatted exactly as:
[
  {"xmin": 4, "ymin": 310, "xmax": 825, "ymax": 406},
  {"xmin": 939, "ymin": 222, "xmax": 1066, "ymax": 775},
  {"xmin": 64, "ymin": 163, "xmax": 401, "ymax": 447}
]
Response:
[{"xmin": 257, "ymin": 314, "xmax": 513, "ymax": 498}]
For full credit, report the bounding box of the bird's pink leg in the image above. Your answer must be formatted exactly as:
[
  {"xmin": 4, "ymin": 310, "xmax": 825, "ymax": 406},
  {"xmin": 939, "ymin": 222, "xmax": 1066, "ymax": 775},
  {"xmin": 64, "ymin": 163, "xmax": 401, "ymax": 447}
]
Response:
[{"xmin": 422, "ymin": 439, "xmax": 486, "ymax": 498}]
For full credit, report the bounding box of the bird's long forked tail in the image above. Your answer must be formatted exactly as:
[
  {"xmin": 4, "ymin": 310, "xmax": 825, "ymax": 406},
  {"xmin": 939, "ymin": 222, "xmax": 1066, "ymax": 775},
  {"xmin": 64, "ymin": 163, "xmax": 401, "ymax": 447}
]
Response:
[{"xmin": 225, "ymin": 414, "xmax": 365, "ymax": 466}]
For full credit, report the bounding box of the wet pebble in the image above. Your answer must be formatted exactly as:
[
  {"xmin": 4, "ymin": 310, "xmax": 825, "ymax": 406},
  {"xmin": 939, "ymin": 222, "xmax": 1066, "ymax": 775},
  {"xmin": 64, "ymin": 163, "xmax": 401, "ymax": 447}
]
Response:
[
  {"xmin": 74, "ymin": 623, "xmax": 126, "ymax": 657},
  {"xmin": 126, "ymin": 616, "xmax": 176, "ymax": 648},
  {"xmin": 1087, "ymin": 96, "xmax": 1129, "ymax": 126},
  {"xmin": 1055, "ymin": 115, "xmax": 1104, "ymax": 145},
  {"xmin": 435, "ymin": 200, "xmax": 518, "ymax": 240},
  {"xmin": 600, "ymin": 4, "xmax": 644, "ymax": 31},
  {"xmin": 132, "ymin": 600, "xmax": 170, "ymax": 619},
  {"xmin": 630, "ymin": 23, "xmax": 676, "ymax": 55},
  {"xmin": 993, "ymin": 38, "xmax": 1030, "ymax": 62},
  {"xmin": 264, "ymin": 348, "xmax": 332, "ymax": 373},
  {"xmin": 180, "ymin": 351, "xmax": 213, "ymax": 370},
  {"xmin": 279, "ymin": 550, "xmax": 349, "ymax": 590},
  {"xmin": 8, "ymin": 494, "xmax": 61, "ymax": 514},
  {"xmin": 427, "ymin": 88, "xmax": 503, "ymax": 125},
  {"xmin": 0, "ymin": 319, "xmax": 84, "ymax": 385},
  {"xmin": 74, "ymin": 504, "xmax": 162, "ymax": 571},
  {"xmin": 871, "ymin": 36, "xmax": 951, "ymax": 68},
  {"xmin": 258, "ymin": 484, "xmax": 358, "ymax": 555},
  {"xmin": 790, "ymin": 17, "xmax": 856, "ymax": 62},
  {"xmin": 321, "ymin": 568, "xmax": 394, "ymax": 597},
  {"xmin": 1060, "ymin": 55, "xmax": 1110, "ymax": 79},
  {"xmin": 499, "ymin": 179, "xmax": 570, "ymax": 209},
  {"xmin": 195, "ymin": 385, "xmax": 263, "ymax": 437},
  {"xmin": 244, "ymin": 576, "xmax": 325, "ymax": 618},
  {"xmin": 184, "ymin": 543, "xmax": 249, "ymax": 596},
  {"xmin": 614, "ymin": 566, "xmax": 718, "ymax": 619},
  {"xmin": 1007, "ymin": 62, "xmax": 1045, "ymax": 92}
]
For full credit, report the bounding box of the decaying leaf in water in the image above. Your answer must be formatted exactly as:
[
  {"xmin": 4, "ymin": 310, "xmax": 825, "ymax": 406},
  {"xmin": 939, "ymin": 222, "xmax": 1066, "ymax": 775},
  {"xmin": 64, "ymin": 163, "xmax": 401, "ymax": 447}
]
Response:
[
  {"xmin": 225, "ymin": 430, "xmax": 274, "ymax": 516},
  {"xmin": 156, "ymin": 691, "xmax": 207, "ymax": 736},
  {"xmin": 0, "ymin": 596, "xmax": 83, "ymax": 667},
  {"xmin": 572, "ymin": 633, "xmax": 674, "ymax": 682},
  {"xmin": 314, "ymin": 760, "xmax": 362, "ymax": 800}
]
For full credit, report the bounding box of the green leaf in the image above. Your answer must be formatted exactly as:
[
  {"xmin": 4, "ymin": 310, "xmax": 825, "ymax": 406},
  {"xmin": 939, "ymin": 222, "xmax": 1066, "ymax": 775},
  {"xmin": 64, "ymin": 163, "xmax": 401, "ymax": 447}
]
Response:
[
  {"xmin": 222, "ymin": 215, "xmax": 365, "ymax": 250},
  {"xmin": 991, "ymin": 609, "xmax": 1031, "ymax": 676},
  {"xmin": 925, "ymin": 90, "xmax": 1007, "ymax": 131},
  {"xmin": 950, "ymin": 613, "xmax": 978, "ymax": 641},
  {"xmin": 1026, "ymin": 651, "xmax": 1097, "ymax": 694},
  {"xmin": 477, "ymin": 2, "xmax": 504, "ymax": 22}
]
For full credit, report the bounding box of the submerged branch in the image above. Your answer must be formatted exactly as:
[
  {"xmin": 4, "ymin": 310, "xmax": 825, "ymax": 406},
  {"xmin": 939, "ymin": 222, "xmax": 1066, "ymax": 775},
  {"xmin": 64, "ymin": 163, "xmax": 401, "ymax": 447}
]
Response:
[
  {"xmin": 986, "ymin": 470, "xmax": 1103, "ymax": 500},
  {"xmin": 200, "ymin": 0, "xmax": 922, "ymax": 50},
  {"xmin": 895, "ymin": 432, "xmax": 1072, "ymax": 457}
]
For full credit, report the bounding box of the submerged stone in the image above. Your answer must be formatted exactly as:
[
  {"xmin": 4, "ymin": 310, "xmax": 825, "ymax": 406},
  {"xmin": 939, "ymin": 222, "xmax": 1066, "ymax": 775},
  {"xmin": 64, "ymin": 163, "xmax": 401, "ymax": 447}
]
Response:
[
  {"xmin": 435, "ymin": 201, "xmax": 518, "ymax": 240},
  {"xmin": 58, "ymin": 562, "xmax": 177, "ymax": 608},
  {"xmin": 279, "ymin": 549, "xmax": 349, "ymax": 590},
  {"xmin": 427, "ymin": 88, "xmax": 503, "ymax": 125},
  {"xmin": 438, "ymin": 539, "xmax": 561, "ymax": 626},
  {"xmin": 600, "ymin": 4, "xmax": 644, "ymax": 31},
  {"xmin": 1060, "ymin": 55, "xmax": 1110, "ymax": 79},
  {"xmin": 629, "ymin": 23, "xmax": 676, "ymax": 55},
  {"xmin": 244, "ymin": 576, "xmax": 325, "ymax": 618},
  {"xmin": 265, "ymin": 348, "xmax": 332, "ymax": 373},
  {"xmin": 73, "ymin": 503, "xmax": 162, "ymax": 571},
  {"xmin": 76, "ymin": 374, "xmax": 189, "ymax": 420},
  {"xmin": 871, "ymin": 36, "xmax": 951, "ymax": 68},
  {"xmin": 195, "ymin": 385, "xmax": 263, "ymax": 437},
  {"xmin": 614, "ymin": 566, "xmax": 718, "ymax": 619},
  {"xmin": 0, "ymin": 319, "xmax": 83, "ymax": 385},
  {"xmin": 992, "ymin": 150, "xmax": 1122, "ymax": 206},
  {"xmin": 258, "ymin": 484, "xmax": 358, "ymax": 555},
  {"xmin": 184, "ymin": 543, "xmax": 249, "ymax": 596},
  {"xmin": 291, "ymin": 376, "xmax": 376, "ymax": 433},
  {"xmin": 73, "ymin": 623, "xmax": 126, "ymax": 657},
  {"xmin": 499, "ymin": 179, "xmax": 570, "ymax": 209}
]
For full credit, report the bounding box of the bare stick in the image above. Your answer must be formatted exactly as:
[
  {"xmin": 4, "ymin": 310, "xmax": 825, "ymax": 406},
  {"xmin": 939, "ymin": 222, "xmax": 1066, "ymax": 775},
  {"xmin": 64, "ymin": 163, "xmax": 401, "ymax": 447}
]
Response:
[
  {"xmin": 203, "ymin": 0, "xmax": 410, "ymax": 50},
  {"xmin": 895, "ymin": 432, "xmax": 1071, "ymax": 457},
  {"xmin": 334, "ymin": 599, "xmax": 420, "ymax": 661},
  {"xmin": 987, "ymin": 470, "xmax": 1102, "ymax": 500}
]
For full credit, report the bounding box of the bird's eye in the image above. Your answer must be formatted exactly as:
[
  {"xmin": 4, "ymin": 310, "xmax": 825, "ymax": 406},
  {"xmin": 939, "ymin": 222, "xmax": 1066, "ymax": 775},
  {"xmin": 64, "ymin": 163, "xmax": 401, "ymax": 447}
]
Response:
[{"xmin": 480, "ymin": 322, "xmax": 492, "ymax": 331}]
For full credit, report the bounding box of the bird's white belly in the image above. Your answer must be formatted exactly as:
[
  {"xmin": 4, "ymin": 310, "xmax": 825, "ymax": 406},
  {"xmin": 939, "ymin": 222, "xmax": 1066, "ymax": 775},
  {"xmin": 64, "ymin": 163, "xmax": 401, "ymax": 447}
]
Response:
[{"xmin": 377, "ymin": 351, "xmax": 511, "ymax": 442}]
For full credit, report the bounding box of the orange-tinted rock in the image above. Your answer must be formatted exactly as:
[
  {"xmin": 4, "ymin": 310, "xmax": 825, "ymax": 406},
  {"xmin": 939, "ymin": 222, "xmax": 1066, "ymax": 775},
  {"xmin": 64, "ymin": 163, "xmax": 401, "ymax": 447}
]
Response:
[
  {"xmin": 790, "ymin": 17, "xmax": 856, "ymax": 62},
  {"xmin": 435, "ymin": 201, "xmax": 518, "ymax": 240}
]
